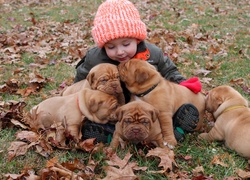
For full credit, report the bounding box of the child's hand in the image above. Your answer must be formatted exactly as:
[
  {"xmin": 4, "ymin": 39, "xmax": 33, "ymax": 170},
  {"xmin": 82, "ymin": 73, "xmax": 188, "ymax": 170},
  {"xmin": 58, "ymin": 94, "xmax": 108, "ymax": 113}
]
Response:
[{"xmin": 180, "ymin": 77, "xmax": 202, "ymax": 94}]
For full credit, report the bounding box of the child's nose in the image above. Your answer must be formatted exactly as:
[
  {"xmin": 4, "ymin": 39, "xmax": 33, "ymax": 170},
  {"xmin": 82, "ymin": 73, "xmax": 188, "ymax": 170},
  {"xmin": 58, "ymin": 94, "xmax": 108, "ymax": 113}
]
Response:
[{"xmin": 117, "ymin": 48, "xmax": 124, "ymax": 55}]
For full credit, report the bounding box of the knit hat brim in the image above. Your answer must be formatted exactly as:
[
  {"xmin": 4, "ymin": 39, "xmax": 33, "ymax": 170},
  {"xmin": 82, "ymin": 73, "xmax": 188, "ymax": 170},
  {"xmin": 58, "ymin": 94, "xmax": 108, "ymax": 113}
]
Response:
[{"xmin": 92, "ymin": 19, "xmax": 147, "ymax": 48}]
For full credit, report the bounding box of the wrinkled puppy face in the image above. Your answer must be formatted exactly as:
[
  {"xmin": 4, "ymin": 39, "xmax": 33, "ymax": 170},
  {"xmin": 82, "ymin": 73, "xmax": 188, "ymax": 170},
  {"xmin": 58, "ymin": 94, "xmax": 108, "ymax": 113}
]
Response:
[
  {"xmin": 118, "ymin": 60, "xmax": 137, "ymax": 86},
  {"xmin": 89, "ymin": 93, "xmax": 119, "ymax": 123},
  {"xmin": 205, "ymin": 86, "xmax": 226, "ymax": 113},
  {"xmin": 206, "ymin": 85, "xmax": 247, "ymax": 113},
  {"xmin": 87, "ymin": 63, "xmax": 123, "ymax": 95},
  {"xmin": 118, "ymin": 59, "xmax": 157, "ymax": 91},
  {"xmin": 116, "ymin": 101, "xmax": 159, "ymax": 144}
]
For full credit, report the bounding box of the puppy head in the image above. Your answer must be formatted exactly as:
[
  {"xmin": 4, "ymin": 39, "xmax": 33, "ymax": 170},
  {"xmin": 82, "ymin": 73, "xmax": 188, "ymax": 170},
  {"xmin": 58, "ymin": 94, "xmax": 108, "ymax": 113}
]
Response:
[
  {"xmin": 115, "ymin": 101, "xmax": 159, "ymax": 143},
  {"xmin": 87, "ymin": 63, "xmax": 123, "ymax": 95},
  {"xmin": 205, "ymin": 88, "xmax": 223, "ymax": 113},
  {"xmin": 88, "ymin": 91, "xmax": 119, "ymax": 123},
  {"xmin": 118, "ymin": 59, "xmax": 158, "ymax": 92},
  {"xmin": 205, "ymin": 85, "xmax": 248, "ymax": 113}
]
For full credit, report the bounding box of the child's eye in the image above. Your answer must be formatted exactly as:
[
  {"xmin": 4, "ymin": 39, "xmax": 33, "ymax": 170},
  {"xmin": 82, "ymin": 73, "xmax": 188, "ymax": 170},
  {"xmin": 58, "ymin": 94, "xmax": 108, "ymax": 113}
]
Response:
[
  {"xmin": 107, "ymin": 46, "xmax": 114, "ymax": 49},
  {"xmin": 123, "ymin": 43, "xmax": 130, "ymax": 47}
]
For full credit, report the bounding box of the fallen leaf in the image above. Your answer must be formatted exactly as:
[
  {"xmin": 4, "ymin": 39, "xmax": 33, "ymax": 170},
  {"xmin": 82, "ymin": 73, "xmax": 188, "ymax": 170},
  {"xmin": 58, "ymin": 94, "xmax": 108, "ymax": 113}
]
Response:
[
  {"xmin": 10, "ymin": 119, "xmax": 29, "ymax": 129},
  {"xmin": 146, "ymin": 147, "xmax": 176, "ymax": 173},
  {"xmin": 236, "ymin": 169, "xmax": 250, "ymax": 178},
  {"xmin": 103, "ymin": 165, "xmax": 138, "ymax": 180},
  {"xmin": 103, "ymin": 151, "xmax": 141, "ymax": 179},
  {"xmin": 15, "ymin": 130, "xmax": 39, "ymax": 142},
  {"xmin": 210, "ymin": 155, "xmax": 229, "ymax": 167},
  {"xmin": 230, "ymin": 78, "xmax": 245, "ymax": 86},
  {"xmin": 77, "ymin": 138, "xmax": 96, "ymax": 152},
  {"xmin": 193, "ymin": 68, "xmax": 211, "ymax": 76},
  {"xmin": 107, "ymin": 151, "xmax": 132, "ymax": 169},
  {"xmin": 201, "ymin": 77, "xmax": 213, "ymax": 84},
  {"xmin": 192, "ymin": 166, "xmax": 204, "ymax": 176},
  {"xmin": 8, "ymin": 141, "xmax": 29, "ymax": 161}
]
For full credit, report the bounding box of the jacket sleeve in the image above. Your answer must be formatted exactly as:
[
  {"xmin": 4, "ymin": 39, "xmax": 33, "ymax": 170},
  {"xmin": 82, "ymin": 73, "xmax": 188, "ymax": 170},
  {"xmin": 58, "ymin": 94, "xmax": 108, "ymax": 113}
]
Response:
[
  {"xmin": 74, "ymin": 47, "xmax": 98, "ymax": 82},
  {"xmin": 158, "ymin": 53, "xmax": 186, "ymax": 83},
  {"xmin": 74, "ymin": 55, "xmax": 89, "ymax": 82}
]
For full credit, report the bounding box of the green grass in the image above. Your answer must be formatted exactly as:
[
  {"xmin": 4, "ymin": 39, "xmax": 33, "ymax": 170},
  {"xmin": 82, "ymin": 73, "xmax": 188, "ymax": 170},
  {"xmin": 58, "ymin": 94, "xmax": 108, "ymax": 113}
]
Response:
[{"xmin": 0, "ymin": 0, "xmax": 250, "ymax": 179}]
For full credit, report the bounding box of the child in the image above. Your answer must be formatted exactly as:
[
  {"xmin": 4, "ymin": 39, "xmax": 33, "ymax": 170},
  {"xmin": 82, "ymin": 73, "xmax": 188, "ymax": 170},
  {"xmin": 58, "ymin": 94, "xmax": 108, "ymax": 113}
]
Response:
[{"xmin": 75, "ymin": 0, "xmax": 202, "ymax": 144}]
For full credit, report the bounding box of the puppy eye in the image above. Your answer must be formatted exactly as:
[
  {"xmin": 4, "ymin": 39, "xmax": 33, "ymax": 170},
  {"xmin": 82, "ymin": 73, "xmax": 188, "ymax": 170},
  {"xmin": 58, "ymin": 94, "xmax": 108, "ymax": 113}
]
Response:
[
  {"xmin": 141, "ymin": 119, "xmax": 149, "ymax": 125},
  {"xmin": 100, "ymin": 79, "xmax": 108, "ymax": 83},
  {"xmin": 124, "ymin": 119, "xmax": 132, "ymax": 124},
  {"xmin": 142, "ymin": 122, "xmax": 149, "ymax": 125}
]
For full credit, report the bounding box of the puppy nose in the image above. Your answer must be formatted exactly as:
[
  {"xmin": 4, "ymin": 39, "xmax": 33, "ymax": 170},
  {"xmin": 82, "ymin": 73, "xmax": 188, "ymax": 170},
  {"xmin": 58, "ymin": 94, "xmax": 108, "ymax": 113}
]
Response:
[
  {"xmin": 111, "ymin": 83, "xmax": 118, "ymax": 88},
  {"xmin": 117, "ymin": 49, "xmax": 125, "ymax": 55},
  {"xmin": 132, "ymin": 128, "xmax": 140, "ymax": 133}
]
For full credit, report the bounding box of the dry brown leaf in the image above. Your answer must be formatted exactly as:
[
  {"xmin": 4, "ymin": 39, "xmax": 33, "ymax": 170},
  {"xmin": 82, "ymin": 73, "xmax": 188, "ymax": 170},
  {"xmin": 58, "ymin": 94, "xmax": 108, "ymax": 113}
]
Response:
[
  {"xmin": 193, "ymin": 68, "xmax": 211, "ymax": 76},
  {"xmin": 10, "ymin": 119, "xmax": 29, "ymax": 129},
  {"xmin": 236, "ymin": 169, "xmax": 250, "ymax": 178},
  {"xmin": 103, "ymin": 152, "xmax": 141, "ymax": 180},
  {"xmin": 15, "ymin": 130, "xmax": 39, "ymax": 142},
  {"xmin": 103, "ymin": 165, "xmax": 138, "ymax": 180},
  {"xmin": 107, "ymin": 152, "xmax": 132, "ymax": 169},
  {"xmin": 85, "ymin": 158, "xmax": 98, "ymax": 177},
  {"xmin": 61, "ymin": 159, "xmax": 85, "ymax": 171},
  {"xmin": 146, "ymin": 147, "xmax": 176, "ymax": 173},
  {"xmin": 201, "ymin": 77, "xmax": 213, "ymax": 84},
  {"xmin": 41, "ymin": 159, "xmax": 85, "ymax": 180},
  {"xmin": 35, "ymin": 143, "xmax": 52, "ymax": 158},
  {"xmin": 192, "ymin": 165, "xmax": 204, "ymax": 176},
  {"xmin": 46, "ymin": 157, "xmax": 59, "ymax": 168},
  {"xmin": 77, "ymin": 138, "xmax": 96, "ymax": 152},
  {"xmin": 7, "ymin": 141, "xmax": 29, "ymax": 161},
  {"xmin": 210, "ymin": 155, "xmax": 229, "ymax": 167},
  {"xmin": 4, "ymin": 170, "xmax": 40, "ymax": 180},
  {"xmin": 4, "ymin": 173, "xmax": 21, "ymax": 179},
  {"xmin": 16, "ymin": 87, "xmax": 36, "ymax": 97},
  {"xmin": 230, "ymin": 78, "xmax": 245, "ymax": 86}
]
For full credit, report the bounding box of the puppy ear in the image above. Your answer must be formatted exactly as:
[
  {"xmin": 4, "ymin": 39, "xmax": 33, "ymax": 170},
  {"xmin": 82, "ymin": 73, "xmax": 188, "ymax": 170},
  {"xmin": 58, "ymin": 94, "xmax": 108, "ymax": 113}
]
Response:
[
  {"xmin": 115, "ymin": 107, "xmax": 124, "ymax": 122},
  {"xmin": 135, "ymin": 68, "xmax": 149, "ymax": 84},
  {"xmin": 215, "ymin": 96, "xmax": 223, "ymax": 106},
  {"xmin": 118, "ymin": 63, "xmax": 127, "ymax": 82},
  {"xmin": 150, "ymin": 108, "xmax": 159, "ymax": 122},
  {"xmin": 211, "ymin": 91, "xmax": 223, "ymax": 106},
  {"xmin": 86, "ymin": 73, "xmax": 95, "ymax": 87},
  {"xmin": 89, "ymin": 98, "xmax": 102, "ymax": 113}
]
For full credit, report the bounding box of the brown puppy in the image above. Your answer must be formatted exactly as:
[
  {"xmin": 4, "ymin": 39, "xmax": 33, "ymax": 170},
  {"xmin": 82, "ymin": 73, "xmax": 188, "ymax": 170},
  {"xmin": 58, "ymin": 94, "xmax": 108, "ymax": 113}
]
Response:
[
  {"xmin": 29, "ymin": 88, "xmax": 119, "ymax": 146},
  {"xmin": 110, "ymin": 101, "xmax": 164, "ymax": 149},
  {"xmin": 199, "ymin": 85, "xmax": 250, "ymax": 159},
  {"xmin": 118, "ymin": 59, "xmax": 205, "ymax": 148},
  {"xmin": 62, "ymin": 63, "xmax": 125, "ymax": 105}
]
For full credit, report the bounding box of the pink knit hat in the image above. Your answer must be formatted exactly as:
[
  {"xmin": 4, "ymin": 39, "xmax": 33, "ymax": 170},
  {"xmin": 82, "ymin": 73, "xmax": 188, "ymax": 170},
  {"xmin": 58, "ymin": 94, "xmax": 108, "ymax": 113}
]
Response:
[{"xmin": 92, "ymin": 0, "xmax": 147, "ymax": 48}]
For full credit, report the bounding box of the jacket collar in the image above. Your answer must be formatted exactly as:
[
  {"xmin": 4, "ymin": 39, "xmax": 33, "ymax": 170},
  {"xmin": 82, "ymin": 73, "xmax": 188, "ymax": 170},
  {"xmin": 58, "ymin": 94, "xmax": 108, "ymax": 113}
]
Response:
[{"xmin": 134, "ymin": 41, "xmax": 150, "ymax": 60}]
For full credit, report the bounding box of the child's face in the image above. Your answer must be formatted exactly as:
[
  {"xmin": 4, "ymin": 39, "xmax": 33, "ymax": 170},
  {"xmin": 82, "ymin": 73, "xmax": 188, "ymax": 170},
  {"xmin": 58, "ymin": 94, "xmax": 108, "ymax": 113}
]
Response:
[{"xmin": 104, "ymin": 38, "xmax": 137, "ymax": 62}]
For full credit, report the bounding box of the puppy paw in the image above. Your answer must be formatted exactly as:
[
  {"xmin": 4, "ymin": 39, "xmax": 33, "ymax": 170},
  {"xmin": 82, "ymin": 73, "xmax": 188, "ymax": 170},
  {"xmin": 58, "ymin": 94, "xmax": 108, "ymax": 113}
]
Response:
[
  {"xmin": 163, "ymin": 136, "xmax": 177, "ymax": 149},
  {"xmin": 198, "ymin": 133, "xmax": 208, "ymax": 140},
  {"xmin": 163, "ymin": 141, "xmax": 175, "ymax": 149}
]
